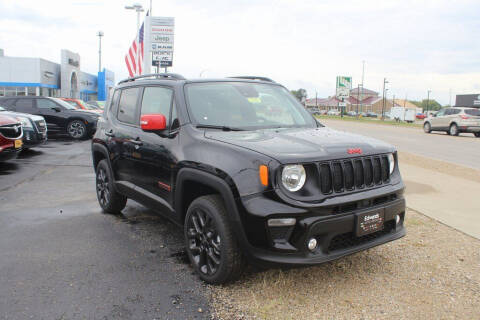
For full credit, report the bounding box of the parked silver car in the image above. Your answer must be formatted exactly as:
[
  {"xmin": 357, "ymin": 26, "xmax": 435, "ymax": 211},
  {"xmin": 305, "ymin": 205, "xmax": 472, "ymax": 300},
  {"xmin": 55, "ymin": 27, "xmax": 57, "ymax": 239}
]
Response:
[{"xmin": 423, "ymin": 107, "xmax": 480, "ymax": 137}]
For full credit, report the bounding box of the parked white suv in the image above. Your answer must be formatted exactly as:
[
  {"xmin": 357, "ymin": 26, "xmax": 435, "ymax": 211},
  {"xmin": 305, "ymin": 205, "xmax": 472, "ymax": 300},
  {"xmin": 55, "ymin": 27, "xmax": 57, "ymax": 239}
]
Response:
[{"xmin": 423, "ymin": 107, "xmax": 480, "ymax": 137}]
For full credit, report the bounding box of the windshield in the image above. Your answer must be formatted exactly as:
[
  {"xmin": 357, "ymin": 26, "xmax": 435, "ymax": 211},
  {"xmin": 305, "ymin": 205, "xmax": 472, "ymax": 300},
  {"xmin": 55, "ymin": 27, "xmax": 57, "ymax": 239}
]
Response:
[
  {"xmin": 465, "ymin": 108, "xmax": 480, "ymax": 116},
  {"xmin": 185, "ymin": 82, "xmax": 316, "ymax": 130},
  {"xmin": 0, "ymin": 106, "xmax": 5, "ymax": 111},
  {"xmin": 51, "ymin": 98, "xmax": 77, "ymax": 110}
]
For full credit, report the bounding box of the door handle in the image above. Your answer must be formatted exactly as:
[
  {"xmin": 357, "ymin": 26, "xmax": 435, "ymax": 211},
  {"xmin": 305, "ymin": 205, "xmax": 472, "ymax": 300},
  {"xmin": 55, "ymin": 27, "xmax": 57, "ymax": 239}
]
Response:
[
  {"xmin": 128, "ymin": 138, "xmax": 143, "ymax": 146},
  {"xmin": 105, "ymin": 129, "xmax": 115, "ymax": 137}
]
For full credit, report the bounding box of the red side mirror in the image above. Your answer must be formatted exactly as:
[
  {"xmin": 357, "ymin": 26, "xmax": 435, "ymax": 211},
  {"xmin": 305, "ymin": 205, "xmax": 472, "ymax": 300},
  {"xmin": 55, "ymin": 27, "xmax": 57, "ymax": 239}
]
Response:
[{"xmin": 140, "ymin": 114, "xmax": 166, "ymax": 131}]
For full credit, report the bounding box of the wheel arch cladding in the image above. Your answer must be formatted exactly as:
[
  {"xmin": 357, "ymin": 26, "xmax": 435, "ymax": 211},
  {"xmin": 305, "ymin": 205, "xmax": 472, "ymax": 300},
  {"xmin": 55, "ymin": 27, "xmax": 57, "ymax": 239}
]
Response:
[
  {"xmin": 91, "ymin": 143, "xmax": 110, "ymax": 170},
  {"xmin": 175, "ymin": 168, "xmax": 241, "ymax": 225}
]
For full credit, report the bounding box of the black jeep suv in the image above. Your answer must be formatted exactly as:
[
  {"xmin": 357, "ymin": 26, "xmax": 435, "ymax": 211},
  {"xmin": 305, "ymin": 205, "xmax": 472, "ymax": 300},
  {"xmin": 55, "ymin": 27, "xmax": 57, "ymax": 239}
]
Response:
[
  {"xmin": 0, "ymin": 96, "xmax": 99, "ymax": 139},
  {"xmin": 92, "ymin": 74, "xmax": 406, "ymax": 284}
]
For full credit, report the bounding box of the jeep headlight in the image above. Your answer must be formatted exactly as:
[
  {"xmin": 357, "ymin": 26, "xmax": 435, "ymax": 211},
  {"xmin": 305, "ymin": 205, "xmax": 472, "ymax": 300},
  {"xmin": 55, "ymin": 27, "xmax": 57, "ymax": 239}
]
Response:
[
  {"xmin": 388, "ymin": 153, "xmax": 395, "ymax": 175},
  {"xmin": 16, "ymin": 116, "xmax": 33, "ymax": 129},
  {"xmin": 281, "ymin": 164, "xmax": 306, "ymax": 192}
]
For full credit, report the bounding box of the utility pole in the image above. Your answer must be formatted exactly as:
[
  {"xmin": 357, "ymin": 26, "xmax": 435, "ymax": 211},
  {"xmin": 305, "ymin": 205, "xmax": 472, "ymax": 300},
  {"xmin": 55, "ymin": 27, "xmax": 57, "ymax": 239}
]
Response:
[
  {"xmin": 315, "ymin": 91, "xmax": 318, "ymax": 110},
  {"xmin": 97, "ymin": 31, "xmax": 104, "ymax": 72},
  {"xmin": 361, "ymin": 60, "xmax": 365, "ymax": 113},
  {"xmin": 449, "ymin": 88, "xmax": 452, "ymax": 106},
  {"xmin": 382, "ymin": 78, "xmax": 388, "ymax": 120},
  {"xmin": 426, "ymin": 90, "xmax": 431, "ymax": 114},
  {"xmin": 356, "ymin": 84, "xmax": 360, "ymax": 118}
]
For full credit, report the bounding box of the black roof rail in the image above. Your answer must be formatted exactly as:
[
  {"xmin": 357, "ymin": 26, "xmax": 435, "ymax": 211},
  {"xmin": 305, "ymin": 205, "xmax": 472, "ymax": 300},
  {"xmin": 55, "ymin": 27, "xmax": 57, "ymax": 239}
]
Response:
[
  {"xmin": 228, "ymin": 76, "xmax": 275, "ymax": 83},
  {"xmin": 118, "ymin": 73, "xmax": 186, "ymax": 84}
]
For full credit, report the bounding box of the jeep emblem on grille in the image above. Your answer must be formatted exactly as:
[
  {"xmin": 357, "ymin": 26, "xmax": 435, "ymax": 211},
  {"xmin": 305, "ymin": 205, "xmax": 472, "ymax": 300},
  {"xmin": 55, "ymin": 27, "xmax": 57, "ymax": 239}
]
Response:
[{"xmin": 347, "ymin": 148, "xmax": 362, "ymax": 154}]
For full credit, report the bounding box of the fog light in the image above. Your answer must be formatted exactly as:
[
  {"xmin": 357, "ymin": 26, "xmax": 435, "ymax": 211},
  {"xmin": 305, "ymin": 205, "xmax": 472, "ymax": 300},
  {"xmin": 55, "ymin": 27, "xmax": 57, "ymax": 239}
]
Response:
[
  {"xmin": 395, "ymin": 214, "xmax": 401, "ymax": 225},
  {"xmin": 267, "ymin": 218, "xmax": 296, "ymax": 227},
  {"xmin": 307, "ymin": 238, "xmax": 317, "ymax": 251}
]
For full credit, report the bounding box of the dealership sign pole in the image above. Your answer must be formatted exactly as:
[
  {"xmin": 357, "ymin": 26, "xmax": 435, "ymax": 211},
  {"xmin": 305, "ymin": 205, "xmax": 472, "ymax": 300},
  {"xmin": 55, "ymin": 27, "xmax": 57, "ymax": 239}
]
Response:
[
  {"xmin": 144, "ymin": 16, "xmax": 175, "ymax": 74},
  {"xmin": 336, "ymin": 76, "xmax": 352, "ymax": 116}
]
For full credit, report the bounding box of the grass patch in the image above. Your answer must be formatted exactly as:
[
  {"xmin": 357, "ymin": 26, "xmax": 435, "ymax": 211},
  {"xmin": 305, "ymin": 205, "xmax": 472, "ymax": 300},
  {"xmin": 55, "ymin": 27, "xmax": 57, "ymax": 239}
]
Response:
[{"xmin": 316, "ymin": 115, "xmax": 423, "ymax": 128}]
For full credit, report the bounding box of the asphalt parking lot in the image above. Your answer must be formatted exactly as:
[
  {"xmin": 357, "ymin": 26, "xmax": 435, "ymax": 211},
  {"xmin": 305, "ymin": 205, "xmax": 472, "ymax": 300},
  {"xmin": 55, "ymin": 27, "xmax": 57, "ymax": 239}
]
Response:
[{"xmin": 0, "ymin": 139, "xmax": 210, "ymax": 320}]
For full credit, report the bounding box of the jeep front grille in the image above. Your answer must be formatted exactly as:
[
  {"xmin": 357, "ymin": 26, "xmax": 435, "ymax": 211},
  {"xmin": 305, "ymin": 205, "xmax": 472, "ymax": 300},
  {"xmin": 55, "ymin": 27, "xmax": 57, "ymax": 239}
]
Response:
[{"xmin": 317, "ymin": 155, "xmax": 390, "ymax": 194}]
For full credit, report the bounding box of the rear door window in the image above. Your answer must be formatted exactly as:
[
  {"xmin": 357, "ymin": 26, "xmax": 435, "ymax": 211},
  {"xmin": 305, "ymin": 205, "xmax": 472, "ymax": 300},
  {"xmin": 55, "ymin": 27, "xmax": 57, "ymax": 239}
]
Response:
[
  {"xmin": 14, "ymin": 99, "xmax": 35, "ymax": 113},
  {"xmin": 107, "ymin": 89, "xmax": 120, "ymax": 119},
  {"xmin": 117, "ymin": 87, "xmax": 140, "ymax": 125}
]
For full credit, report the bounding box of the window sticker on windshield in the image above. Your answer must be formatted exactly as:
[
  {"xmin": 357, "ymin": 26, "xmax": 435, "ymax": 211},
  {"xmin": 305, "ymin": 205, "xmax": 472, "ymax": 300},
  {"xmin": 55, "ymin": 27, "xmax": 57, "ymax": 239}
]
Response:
[{"xmin": 247, "ymin": 97, "xmax": 261, "ymax": 103}]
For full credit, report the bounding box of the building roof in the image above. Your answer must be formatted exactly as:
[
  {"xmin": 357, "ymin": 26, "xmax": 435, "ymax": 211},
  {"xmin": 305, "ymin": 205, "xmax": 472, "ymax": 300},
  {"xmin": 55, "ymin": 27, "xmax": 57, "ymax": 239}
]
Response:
[
  {"xmin": 392, "ymin": 99, "xmax": 418, "ymax": 109},
  {"xmin": 348, "ymin": 95, "xmax": 382, "ymax": 106}
]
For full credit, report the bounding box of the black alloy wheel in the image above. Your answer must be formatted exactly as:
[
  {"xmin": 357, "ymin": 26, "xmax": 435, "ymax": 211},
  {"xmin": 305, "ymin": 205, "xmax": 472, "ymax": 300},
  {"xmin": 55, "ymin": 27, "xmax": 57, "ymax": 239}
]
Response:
[
  {"xmin": 184, "ymin": 195, "xmax": 245, "ymax": 284},
  {"xmin": 95, "ymin": 160, "xmax": 127, "ymax": 213},
  {"xmin": 474, "ymin": 132, "xmax": 480, "ymax": 138},
  {"xmin": 186, "ymin": 208, "xmax": 222, "ymax": 276},
  {"xmin": 67, "ymin": 120, "xmax": 87, "ymax": 139},
  {"xmin": 96, "ymin": 166, "xmax": 110, "ymax": 208}
]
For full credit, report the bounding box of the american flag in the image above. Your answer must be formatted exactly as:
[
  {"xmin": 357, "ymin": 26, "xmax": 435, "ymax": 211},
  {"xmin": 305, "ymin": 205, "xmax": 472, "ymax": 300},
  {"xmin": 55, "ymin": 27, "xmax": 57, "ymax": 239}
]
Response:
[{"xmin": 125, "ymin": 14, "xmax": 146, "ymax": 77}]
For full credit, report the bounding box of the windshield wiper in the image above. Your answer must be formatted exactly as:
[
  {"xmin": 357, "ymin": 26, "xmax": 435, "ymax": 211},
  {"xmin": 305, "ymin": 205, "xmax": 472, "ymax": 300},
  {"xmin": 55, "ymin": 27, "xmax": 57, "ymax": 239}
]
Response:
[{"xmin": 196, "ymin": 124, "xmax": 245, "ymax": 131}]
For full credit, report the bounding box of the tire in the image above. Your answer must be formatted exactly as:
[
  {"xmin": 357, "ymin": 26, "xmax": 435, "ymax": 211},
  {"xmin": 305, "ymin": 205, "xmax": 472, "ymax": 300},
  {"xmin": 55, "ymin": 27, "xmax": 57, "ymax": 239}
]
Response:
[
  {"xmin": 449, "ymin": 123, "xmax": 459, "ymax": 136},
  {"xmin": 184, "ymin": 195, "xmax": 246, "ymax": 284},
  {"xmin": 474, "ymin": 132, "xmax": 480, "ymax": 138},
  {"xmin": 95, "ymin": 159, "xmax": 127, "ymax": 214},
  {"xmin": 67, "ymin": 120, "xmax": 88, "ymax": 140},
  {"xmin": 423, "ymin": 122, "xmax": 431, "ymax": 133}
]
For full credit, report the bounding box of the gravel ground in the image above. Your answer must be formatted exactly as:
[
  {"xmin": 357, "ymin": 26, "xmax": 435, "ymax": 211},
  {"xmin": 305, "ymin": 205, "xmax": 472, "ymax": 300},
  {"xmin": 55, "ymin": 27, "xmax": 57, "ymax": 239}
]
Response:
[{"xmin": 210, "ymin": 209, "xmax": 480, "ymax": 319}]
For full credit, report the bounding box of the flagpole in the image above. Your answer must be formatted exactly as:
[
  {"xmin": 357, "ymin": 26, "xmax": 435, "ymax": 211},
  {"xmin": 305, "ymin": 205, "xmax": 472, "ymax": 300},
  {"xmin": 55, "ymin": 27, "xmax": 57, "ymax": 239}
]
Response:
[{"xmin": 136, "ymin": 10, "xmax": 141, "ymax": 75}]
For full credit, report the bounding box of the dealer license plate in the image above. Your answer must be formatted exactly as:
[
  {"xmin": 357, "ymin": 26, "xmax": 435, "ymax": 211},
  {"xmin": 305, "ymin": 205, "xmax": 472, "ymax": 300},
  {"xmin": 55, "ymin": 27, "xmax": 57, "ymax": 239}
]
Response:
[
  {"xmin": 14, "ymin": 139, "xmax": 23, "ymax": 149},
  {"xmin": 355, "ymin": 209, "xmax": 385, "ymax": 236}
]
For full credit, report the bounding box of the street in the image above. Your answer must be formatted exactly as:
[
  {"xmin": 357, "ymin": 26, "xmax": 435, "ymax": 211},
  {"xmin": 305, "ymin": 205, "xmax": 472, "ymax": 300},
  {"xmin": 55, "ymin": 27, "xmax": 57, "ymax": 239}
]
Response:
[
  {"xmin": 0, "ymin": 140, "xmax": 209, "ymax": 320},
  {"xmin": 320, "ymin": 119, "xmax": 480, "ymax": 170},
  {"xmin": 322, "ymin": 119, "xmax": 480, "ymax": 239}
]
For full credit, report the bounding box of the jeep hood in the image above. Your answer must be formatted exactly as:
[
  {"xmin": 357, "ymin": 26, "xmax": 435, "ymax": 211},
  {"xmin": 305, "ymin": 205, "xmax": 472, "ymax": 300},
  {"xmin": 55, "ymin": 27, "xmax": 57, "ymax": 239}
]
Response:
[{"xmin": 204, "ymin": 127, "xmax": 394, "ymax": 163}]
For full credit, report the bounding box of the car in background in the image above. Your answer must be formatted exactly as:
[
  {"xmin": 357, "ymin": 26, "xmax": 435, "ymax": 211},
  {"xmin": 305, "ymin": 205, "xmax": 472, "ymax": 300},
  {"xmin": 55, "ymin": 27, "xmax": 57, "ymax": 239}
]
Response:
[
  {"xmin": 327, "ymin": 109, "xmax": 340, "ymax": 116},
  {"xmin": 366, "ymin": 112, "xmax": 378, "ymax": 118},
  {"xmin": 358, "ymin": 112, "xmax": 367, "ymax": 117},
  {"xmin": 416, "ymin": 113, "xmax": 426, "ymax": 120},
  {"xmin": 60, "ymin": 98, "xmax": 103, "ymax": 114},
  {"xmin": 86, "ymin": 100, "xmax": 105, "ymax": 109},
  {"xmin": 423, "ymin": 107, "xmax": 480, "ymax": 137},
  {"xmin": 0, "ymin": 96, "xmax": 100, "ymax": 140},
  {"xmin": 0, "ymin": 114, "xmax": 23, "ymax": 161},
  {"xmin": 346, "ymin": 111, "xmax": 357, "ymax": 117},
  {"xmin": 0, "ymin": 105, "xmax": 47, "ymax": 149}
]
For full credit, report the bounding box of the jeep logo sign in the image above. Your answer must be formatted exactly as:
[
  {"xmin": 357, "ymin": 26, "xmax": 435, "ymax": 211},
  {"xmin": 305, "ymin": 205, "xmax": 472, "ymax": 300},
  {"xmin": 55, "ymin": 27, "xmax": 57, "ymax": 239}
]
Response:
[{"xmin": 347, "ymin": 148, "xmax": 362, "ymax": 154}]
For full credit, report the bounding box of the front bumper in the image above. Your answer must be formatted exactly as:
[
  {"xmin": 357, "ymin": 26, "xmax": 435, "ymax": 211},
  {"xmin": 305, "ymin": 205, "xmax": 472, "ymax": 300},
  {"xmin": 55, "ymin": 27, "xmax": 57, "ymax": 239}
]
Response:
[
  {"xmin": 236, "ymin": 184, "xmax": 406, "ymax": 266},
  {"xmin": 22, "ymin": 128, "xmax": 47, "ymax": 148}
]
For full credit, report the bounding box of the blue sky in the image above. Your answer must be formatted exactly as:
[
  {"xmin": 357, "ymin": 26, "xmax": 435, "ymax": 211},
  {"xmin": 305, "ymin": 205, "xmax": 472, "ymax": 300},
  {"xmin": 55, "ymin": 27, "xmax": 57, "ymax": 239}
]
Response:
[{"xmin": 1, "ymin": 0, "xmax": 479, "ymax": 104}]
